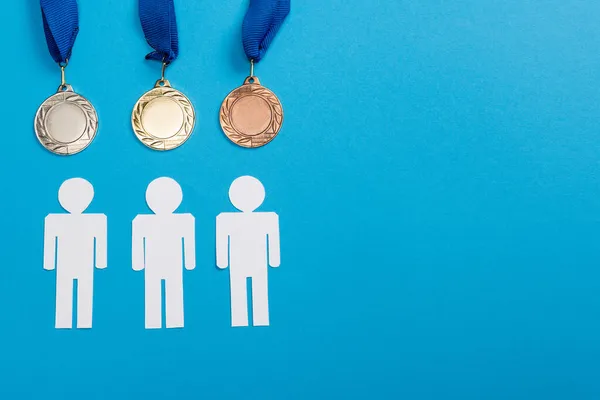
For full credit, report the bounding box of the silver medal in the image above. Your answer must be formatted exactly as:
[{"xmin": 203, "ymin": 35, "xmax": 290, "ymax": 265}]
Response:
[{"xmin": 34, "ymin": 66, "xmax": 98, "ymax": 156}]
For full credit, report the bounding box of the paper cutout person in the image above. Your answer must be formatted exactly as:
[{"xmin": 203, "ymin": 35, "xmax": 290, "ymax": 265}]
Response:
[
  {"xmin": 132, "ymin": 177, "xmax": 196, "ymax": 329},
  {"xmin": 217, "ymin": 176, "xmax": 281, "ymax": 327},
  {"xmin": 44, "ymin": 178, "xmax": 107, "ymax": 329}
]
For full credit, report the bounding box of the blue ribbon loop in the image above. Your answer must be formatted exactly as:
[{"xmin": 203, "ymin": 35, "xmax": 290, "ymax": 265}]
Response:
[
  {"xmin": 139, "ymin": 0, "xmax": 179, "ymax": 64},
  {"xmin": 40, "ymin": 0, "xmax": 80, "ymax": 65},
  {"xmin": 242, "ymin": 0, "xmax": 290, "ymax": 63}
]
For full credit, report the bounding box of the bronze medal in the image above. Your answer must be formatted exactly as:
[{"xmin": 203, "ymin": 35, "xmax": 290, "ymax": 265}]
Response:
[{"xmin": 220, "ymin": 76, "xmax": 283, "ymax": 148}]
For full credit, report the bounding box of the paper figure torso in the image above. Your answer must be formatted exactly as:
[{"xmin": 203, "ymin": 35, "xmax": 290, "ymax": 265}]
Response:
[
  {"xmin": 218, "ymin": 212, "xmax": 278, "ymax": 275},
  {"xmin": 133, "ymin": 214, "xmax": 194, "ymax": 277},
  {"xmin": 46, "ymin": 214, "xmax": 106, "ymax": 277}
]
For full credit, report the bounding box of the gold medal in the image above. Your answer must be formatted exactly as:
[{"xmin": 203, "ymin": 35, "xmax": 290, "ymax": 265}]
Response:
[
  {"xmin": 34, "ymin": 65, "xmax": 98, "ymax": 156},
  {"xmin": 220, "ymin": 62, "xmax": 283, "ymax": 148},
  {"xmin": 132, "ymin": 64, "xmax": 195, "ymax": 151}
]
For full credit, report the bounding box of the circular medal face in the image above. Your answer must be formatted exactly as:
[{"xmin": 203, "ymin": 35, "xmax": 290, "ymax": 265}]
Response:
[
  {"xmin": 34, "ymin": 85, "xmax": 98, "ymax": 156},
  {"xmin": 220, "ymin": 77, "xmax": 284, "ymax": 148},
  {"xmin": 132, "ymin": 80, "xmax": 195, "ymax": 151}
]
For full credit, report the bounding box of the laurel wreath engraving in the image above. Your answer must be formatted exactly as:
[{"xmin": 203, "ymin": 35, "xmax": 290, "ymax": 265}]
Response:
[
  {"xmin": 132, "ymin": 86, "xmax": 195, "ymax": 151},
  {"xmin": 34, "ymin": 91, "xmax": 98, "ymax": 156},
  {"xmin": 220, "ymin": 83, "xmax": 283, "ymax": 148}
]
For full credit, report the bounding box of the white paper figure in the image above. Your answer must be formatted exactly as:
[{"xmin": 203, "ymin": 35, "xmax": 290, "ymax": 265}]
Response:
[
  {"xmin": 217, "ymin": 176, "xmax": 280, "ymax": 327},
  {"xmin": 132, "ymin": 177, "xmax": 195, "ymax": 329},
  {"xmin": 44, "ymin": 178, "xmax": 107, "ymax": 329}
]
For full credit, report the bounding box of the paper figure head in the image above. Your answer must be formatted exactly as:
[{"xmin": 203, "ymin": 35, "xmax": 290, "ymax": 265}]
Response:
[
  {"xmin": 58, "ymin": 178, "xmax": 94, "ymax": 214},
  {"xmin": 146, "ymin": 177, "xmax": 183, "ymax": 214},
  {"xmin": 229, "ymin": 176, "xmax": 265, "ymax": 212}
]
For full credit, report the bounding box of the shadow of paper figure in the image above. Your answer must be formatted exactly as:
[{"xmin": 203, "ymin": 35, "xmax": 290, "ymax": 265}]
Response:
[
  {"xmin": 132, "ymin": 177, "xmax": 196, "ymax": 329},
  {"xmin": 217, "ymin": 176, "xmax": 280, "ymax": 327},
  {"xmin": 44, "ymin": 178, "xmax": 107, "ymax": 329}
]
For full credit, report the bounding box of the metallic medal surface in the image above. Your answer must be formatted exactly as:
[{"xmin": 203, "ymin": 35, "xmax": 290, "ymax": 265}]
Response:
[
  {"xmin": 220, "ymin": 76, "xmax": 284, "ymax": 148},
  {"xmin": 34, "ymin": 85, "xmax": 98, "ymax": 156},
  {"xmin": 132, "ymin": 79, "xmax": 195, "ymax": 151}
]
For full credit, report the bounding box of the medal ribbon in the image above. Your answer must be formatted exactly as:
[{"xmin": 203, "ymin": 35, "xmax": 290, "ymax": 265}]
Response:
[
  {"xmin": 139, "ymin": 0, "xmax": 179, "ymax": 63},
  {"xmin": 242, "ymin": 0, "xmax": 290, "ymax": 63},
  {"xmin": 40, "ymin": 0, "xmax": 79, "ymax": 65}
]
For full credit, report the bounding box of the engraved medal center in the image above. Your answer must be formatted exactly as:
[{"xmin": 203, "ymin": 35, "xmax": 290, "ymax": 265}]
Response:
[
  {"xmin": 142, "ymin": 97, "xmax": 184, "ymax": 139},
  {"xmin": 45, "ymin": 102, "xmax": 87, "ymax": 144},
  {"xmin": 231, "ymin": 95, "xmax": 272, "ymax": 136}
]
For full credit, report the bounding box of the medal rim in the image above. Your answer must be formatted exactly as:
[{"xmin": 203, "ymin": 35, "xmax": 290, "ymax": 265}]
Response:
[
  {"xmin": 34, "ymin": 88, "xmax": 98, "ymax": 156},
  {"xmin": 132, "ymin": 82, "xmax": 196, "ymax": 152},
  {"xmin": 220, "ymin": 78, "xmax": 284, "ymax": 149}
]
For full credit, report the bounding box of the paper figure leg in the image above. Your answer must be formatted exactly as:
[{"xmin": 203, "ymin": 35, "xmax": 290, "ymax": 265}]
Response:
[
  {"xmin": 77, "ymin": 275, "xmax": 94, "ymax": 329},
  {"xmin": 251, "ymin": 273, "xmax": 270, "ymax": 326},
  {"xmin": 145, "ymin": 277, "xmax": 162, "ymax": 329},
  {"xmin": 55, "ymin": 276, "xmax": 73, "ymax": 329},
  {"xmin": 165, "ymin": 276, "xmax": 184, "ymax": 329},
  {"xmin": 230, "ymin": 274, "xmax": 249, "ymax": 327}
]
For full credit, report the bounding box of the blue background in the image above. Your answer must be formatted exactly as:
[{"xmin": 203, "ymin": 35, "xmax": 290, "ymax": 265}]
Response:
[{"xmin": 1, "ymin": 0, "xmax": 599, "ymax": 398}]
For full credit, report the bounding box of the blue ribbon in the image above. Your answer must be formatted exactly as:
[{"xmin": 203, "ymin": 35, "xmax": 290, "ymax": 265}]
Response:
[
  {"xmin": 139, "ymin": 0, "xmax": 179, "ymax": 63},
  {"xmin": 242, "ymin": 0, "xmax": 290, "ymax": 63},
  {"xmin": 40, "ymin": 0, "xmax": 79, "ymax": 65}
]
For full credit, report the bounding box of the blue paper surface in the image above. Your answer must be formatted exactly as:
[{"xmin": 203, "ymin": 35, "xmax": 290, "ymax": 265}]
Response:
[{"xmin": 1, "ymin": 0, "xmax": 600, "ymax": 398}]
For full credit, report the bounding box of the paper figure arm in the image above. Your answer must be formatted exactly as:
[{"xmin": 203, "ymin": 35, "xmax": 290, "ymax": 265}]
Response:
[
  {"xmin": 183, "ymin": 216, "xmax": 196, "ymax": 271},
  {"xmin": 216, "ymin": 214, "xmax": 229, "ymax": 269},
  {"xmin": 95, "ymin": 215, "xmax": 108, "ymax": 269},
  {"xmin": 132, "ymin": 217, "xmax": 145, "ymax": 271},
  {"xmin": 268, "ymin": 213, "xmax": 281, "ymax": 268},
  {"xmin": 43, "ymin": 215, "xmax": 57, "ymax": 271}
]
